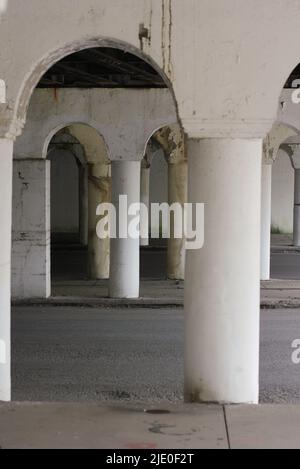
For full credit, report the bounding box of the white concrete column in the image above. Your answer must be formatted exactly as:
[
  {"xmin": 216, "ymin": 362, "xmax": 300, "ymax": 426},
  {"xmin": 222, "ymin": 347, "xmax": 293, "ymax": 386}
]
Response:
[
  {"xmin": 109, "ymin": 161, "xmax": 141, "ymax": 299},
  {"xmin": 285, "ymin": 143, "xmax": 300, "ymax": 247},
  {"xmin": 140, "ymin": 162, "xmax": 150, "ymax": 247},
  {"xmin": 260, "ymin": 162, "xmax": 272, "ymax": 280},
  {"xmin": 185, "ymin": 138, "xmax": 262, "ymax": 404},
  {"xmin": 167, "ymin": 156, "xmax": 188, "ymax": 280},
  {"xmin": 0, "ymin": 139, "xmax": 13, "ymax": 401},
  {"xmin": 12, "ymin": 159, "xmax": 50, "ymax": 299},
  {"xmin": 88, "ymin": 163, "xmax": 111, "ymax": 279},
  {"xmin": 154, "ymin": 125, "xmax": 187, "ymax": 280},
  {"xmin": 79, "ymin": 164, "xmax": 88, "ymax": 246},
  {"xmin": 294, "ymin": 169, "xmax": 300, "ymax": 247}
]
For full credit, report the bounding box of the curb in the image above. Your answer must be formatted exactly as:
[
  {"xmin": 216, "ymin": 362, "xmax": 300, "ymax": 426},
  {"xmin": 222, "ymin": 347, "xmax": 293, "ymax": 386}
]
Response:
[{"xmin": 12, "ymin": 297, "xmax": 300, "ymax": 309}]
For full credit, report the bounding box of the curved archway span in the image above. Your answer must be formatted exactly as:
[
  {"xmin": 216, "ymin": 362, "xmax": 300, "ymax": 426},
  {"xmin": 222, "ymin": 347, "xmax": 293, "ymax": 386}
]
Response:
[
  {"xmin": 42, "ymin": 121, "xmax": 109, "ymax": 163},
  {"xmin": 15, "ymin": 37, "xmax": 178, "ymax": 127}
]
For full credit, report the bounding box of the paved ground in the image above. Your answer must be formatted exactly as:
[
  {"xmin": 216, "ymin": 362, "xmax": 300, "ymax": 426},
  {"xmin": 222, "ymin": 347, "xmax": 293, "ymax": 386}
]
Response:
[
  {"xmin": 6, "ymin": 234, "xmax": 300, "ymax": 449},
  {"xmin": 51, "ymin": 234, "xmax": 300, "ymax": 283},
  {"xmin": 11, "ymin": 306, "xmax": 300, "ymax": 404},
  {"xmin": 1, "ymin": 401, "xmax": 300, "ymax": 449},
  {"xmin": 52, "ymin": 244, "xmax": 167, "ymax": 280},
  {"xmin": 15, "ymin": 277, "xmax": 300, "ymax": 309}
]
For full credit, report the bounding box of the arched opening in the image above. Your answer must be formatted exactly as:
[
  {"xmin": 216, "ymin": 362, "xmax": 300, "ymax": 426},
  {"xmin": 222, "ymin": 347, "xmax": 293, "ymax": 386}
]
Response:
[
  {"xmin": 139, "ymin": 125, "xmax": 187, "ymax": 283},
  {"xmin": 140, "ymin": 136, "xmax": 168, "ymax": 280},
  {"xmin": 11, "ymin": 40, "xmax": 186, "ymax": 404},
  {"xmin": 265, "ymin": 66, "xmax": 300, "ymax": 281},
  {"xmin": 45, "ymin": 123, "xmax": 111, "ymax": 295},
  {"xmin": 47, "ymin": 129, "xmax": 87, "ymax": 281}
]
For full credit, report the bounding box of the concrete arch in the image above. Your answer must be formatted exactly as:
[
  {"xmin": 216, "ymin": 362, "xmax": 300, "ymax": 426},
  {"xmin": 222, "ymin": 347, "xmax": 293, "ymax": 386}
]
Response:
[
  {"xmin": 47, "ymin": 131, "xmax": 87, "ymax": 167},
  {"xmin": 264, "ymin": 122, "xmax": 299, "ymax": 163},
  {"xmin": 15, "ymin": 87, "xmax": 177, "ymax": 162},
  {"xmin": 15, "ymin": 38, "xmax": 177, "ymax": 128},
  {"xmin": 277, "ymin": 88, "xmax": 300, "ymax": 135},
  {"xmin": 41, "ymin": 121, "xmax": 108, "ymax": 163},
  {"xmin": 142, "ymin": 122, "xmax": 181, "ymax": 164}
]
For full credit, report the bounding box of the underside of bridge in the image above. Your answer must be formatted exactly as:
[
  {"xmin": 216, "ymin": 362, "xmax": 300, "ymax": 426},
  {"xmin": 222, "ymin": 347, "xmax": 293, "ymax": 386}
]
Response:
[{"xmin": 2, "ymin": 0, "xmax": 300, "ymax": 450}]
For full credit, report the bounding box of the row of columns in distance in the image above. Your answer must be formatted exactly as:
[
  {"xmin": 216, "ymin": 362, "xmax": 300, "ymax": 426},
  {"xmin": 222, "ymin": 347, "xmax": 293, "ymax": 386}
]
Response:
[
  {"xmin": 261, "ymin": 142, "xmax": 300, "ymax": 281},
  {"xmin": 11, "ymin": 124, "xmax": 187, "ymax": 300},
  {"xmin": 1, "ymin": 133, "xmax": 288, "ymax": 404}
]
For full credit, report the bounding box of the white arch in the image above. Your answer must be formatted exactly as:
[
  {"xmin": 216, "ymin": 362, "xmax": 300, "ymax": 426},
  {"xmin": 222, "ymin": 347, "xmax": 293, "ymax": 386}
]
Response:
[
  {"xmin": 15, "ymin": 88, "xmax": 177, "ymax": 162},
  {"xmin": 15, "ymin": 37, "xmax": 176, "ymax": 127}
]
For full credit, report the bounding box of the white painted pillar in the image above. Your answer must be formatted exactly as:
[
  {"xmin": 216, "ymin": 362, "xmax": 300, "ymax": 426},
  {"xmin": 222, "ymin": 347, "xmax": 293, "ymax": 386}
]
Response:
[
  {"xmin": 294, "ymin": 169, "xmax": 300, "ymax": 247},
  {"xmin": 79, "ymin": 164, "xmax": 89, "ymax": 246},
  {"xmin": 0, "ymin": 139, "xmax": 13, "ymax": 401},
  {"xmin": 140, "ymin": 163, "xmax": 150, "ymax": 247},
  {"xmin": 185, "ymin": 138, "xmax": 262, "ymax": 404},
  {"xmin": 260, "ymin": 163, "xmax": 272, "ymax": 280},
  {"xmin": 88, "ymin": 163, "xmax": 111, "ymax": 279},
  {"xmin": 109, "ymin": 161, "xmax": 141, "ymax": 299},
  {"xmin": 167, "ymin": 157, "xmax": 188, "ymax": 280},
  {"xmin": 12, "ymin": 159, "xmax": 50, "ymax": 299}
]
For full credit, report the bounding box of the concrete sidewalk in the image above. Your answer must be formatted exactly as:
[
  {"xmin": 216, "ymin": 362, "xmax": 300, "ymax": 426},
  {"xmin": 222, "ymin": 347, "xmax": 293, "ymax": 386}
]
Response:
[
  {"xmin": 0, "ymin": 402, "xmax": 299, "ymax": 449},
  {"xmin": 11, "ymin": 278, "xmax": 300, "ymax": 309}
]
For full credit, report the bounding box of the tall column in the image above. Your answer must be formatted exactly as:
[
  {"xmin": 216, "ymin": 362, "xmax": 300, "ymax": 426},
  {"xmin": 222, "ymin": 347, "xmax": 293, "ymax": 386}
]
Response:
[
  {"xmin": 140, "ymin": 161, "xmax": 151, "ymax": 247},
  {"xmin": 185, "ymin": 138, "xmax": 262, "ymax": 404},
  {"xmin": 79, "ymin": 164, "xmax": 88, "ymax": 246},
  {"xmin": 154, "ymin": 125, "xmax": 187, "ymax": 280},
  {"xmin": 167, "ymin": 150, "xmax": 188, "ymax": 280},
  {"xmin": 109, "ymin": 161, "xmax": 141, "ymax": 299},
  {"xmin": 12, "ymin": 159, "xmax": 50, "ymax": 299},
  {"xmin": 260, "ymin": 161, "xmax": 272, "ymax": 280},
  {"xmin": 88, "ymin": 162, "xmax": 111, "ymax": 279},
  {"xmin": 0, "ymin": 138, "xmax": 14, "ymax": 401},
  {"xmin": 294, "ymin": 169, "xmax": 300, "ymax": 247}
]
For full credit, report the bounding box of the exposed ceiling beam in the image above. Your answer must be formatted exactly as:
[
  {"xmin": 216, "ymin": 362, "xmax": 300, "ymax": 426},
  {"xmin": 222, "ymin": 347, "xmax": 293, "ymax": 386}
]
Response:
[
  {"xmin": 53, "ymin": 63, "xmax": 120, "ymax": 86},
  {"xmin": 85, "ymin": 49, "xmax": 164, "ymax": 85}
]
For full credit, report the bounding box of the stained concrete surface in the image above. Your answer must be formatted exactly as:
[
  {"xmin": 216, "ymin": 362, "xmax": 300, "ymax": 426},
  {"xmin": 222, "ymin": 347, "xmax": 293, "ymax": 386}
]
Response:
[
  {"xmin": 225, "ymin": 405, "xmax": 300, "ymax": 449},
  {"xmin": 2, "ymin": 402, "xmax": 300, "ymax": 448},
  {"xmin": 0, "ymin": 402, "xmax": 228, "ymax": 449},
  {"xmin": 11, "ymin": 306, "xmax": 300, "ymax": 404}
]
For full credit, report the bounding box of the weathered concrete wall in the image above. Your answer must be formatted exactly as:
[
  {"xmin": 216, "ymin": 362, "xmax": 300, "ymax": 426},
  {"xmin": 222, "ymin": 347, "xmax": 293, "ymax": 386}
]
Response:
[
  {"xmin": 12, "ymin": 159, "xmax": 50, "ymax": 299},
  {"xmin": 1, "ymin": 1, "xmax": 300, "ymax": 141},
  {"xmin": 15, "ymin": 88, "xmax": 177, "ymax": 162},
  {"xmin": 271, "ymin": 148, "xmax": 294, "ymax": 234}
]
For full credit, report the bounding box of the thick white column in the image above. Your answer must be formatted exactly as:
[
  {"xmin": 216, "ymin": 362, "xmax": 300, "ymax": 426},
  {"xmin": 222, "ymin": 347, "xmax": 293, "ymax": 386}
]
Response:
[
  {"xmin": 140, "ymin": 163, "xmax": 150, "ymax": 247},
  {"xmin": 0, "ymin": 139, "xmax": 13, "ymax": 401},
  {"xmin": 185, "ymin": 138, "xmax": 262, "ymax": 404},
  {"xmin": 88, "ymin": 163, "xmax": 111, "ymax": 279},
  {"xmin": 109, "ymin": 161, "xmax": 141, "ymax": 299},
  {"xmin": 261, "ymin": 163, "xmax": 272, "ymax": 280},
  {"xmin": 79, "ymin": 164, "xmax": 89, "ymax": 246},
  {"xmin": 12, "ymin": 159, "xmax": 50, "ymax": 299},
  {"xmin": 167, "ymin": 157, "xmax": 188, "ymax": 280},
  {"xmin": 294, "ymin": 169, "xmax": 300, "ymax": 247}
]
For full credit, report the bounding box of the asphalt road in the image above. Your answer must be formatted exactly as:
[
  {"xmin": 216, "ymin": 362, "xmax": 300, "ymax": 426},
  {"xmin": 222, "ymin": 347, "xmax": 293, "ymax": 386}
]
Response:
[
  {"xmin": 271, "ymin": 252, "xmax": 300, "ymax": 280},
  {"xmin": 11, "ymin": 306, "xmax": 300, "ymax": 404}
]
